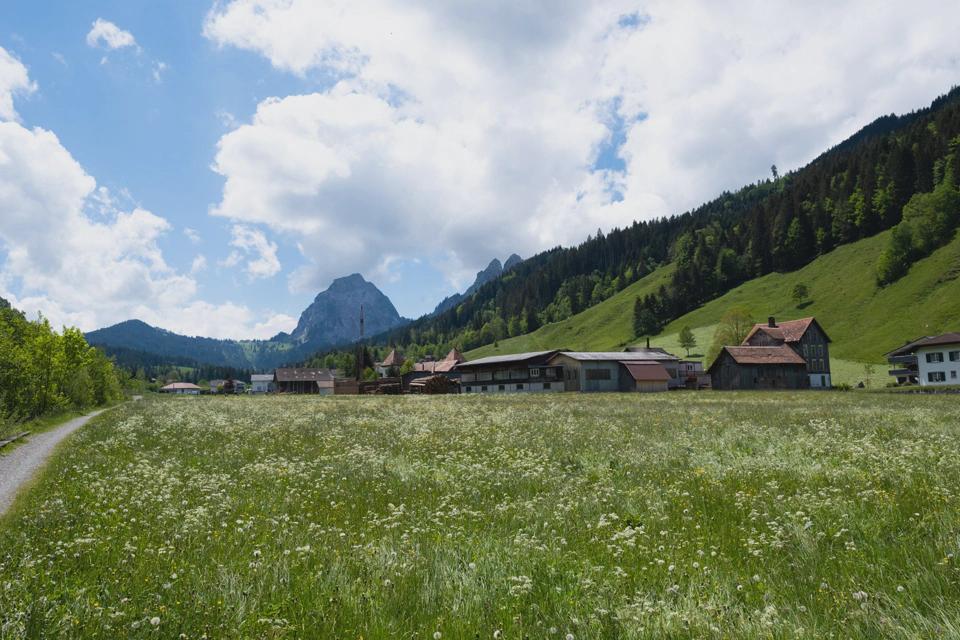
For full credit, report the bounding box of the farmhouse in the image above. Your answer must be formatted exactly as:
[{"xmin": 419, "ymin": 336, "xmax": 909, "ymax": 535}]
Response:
[
  {"xmin": 378, "ymin": 349, "xmax": 406, "ymax": 377},
  {"xmin": 251, "ymin": 374, "xmax": 275, "ymax": 394},
  {"xmin": 708, "ymin": 345, "xmax": 810, "ymax": 390},
  {"xmin": 273, "ymin": 368, "xmax": 336, "ymax": 395},
  {"xmin": 742, "ymin": 317, "xmax": 832, "ymax": 388},
  {"xmin": 913, "ymin": 332, "xmax": 960, "ymax": 386},
  {"xmin": 547, "ymin": 351, "xmax": 678, "ymax": 393},
  {"xmin": 159, "ymin": 382, "xmax": 201, "ymax": 395},
  {"xmin": 401, "ymin": 349, "xmax": 466, "ymax": 391},
  {"xmin": 457, "ymin": 351, "xmax": 565, "ymax": 394}
]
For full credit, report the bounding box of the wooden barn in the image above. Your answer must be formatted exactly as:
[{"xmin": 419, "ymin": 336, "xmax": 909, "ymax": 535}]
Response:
[
  {"xmin": 707, "ymin": 346, "xmax": 810, "ymax": 390},
  {"xmin": 273, "ymin": 368, "xmax": 336, "ymax": 394}
]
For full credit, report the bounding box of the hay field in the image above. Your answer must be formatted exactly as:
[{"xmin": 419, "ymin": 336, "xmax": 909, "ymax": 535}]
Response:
[{"xmin": 2, "ymin": 393, "xmax": 959, "ymax": 638}]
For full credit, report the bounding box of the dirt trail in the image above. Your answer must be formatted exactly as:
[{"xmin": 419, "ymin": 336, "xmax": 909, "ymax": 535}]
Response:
[{"xmin": 0, "ymin": 409, "xmax": 107, "ymax": 518}]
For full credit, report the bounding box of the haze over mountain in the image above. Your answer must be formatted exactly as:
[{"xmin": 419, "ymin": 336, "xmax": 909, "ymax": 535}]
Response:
[{"xmin": 431, "ymin": 254, "xmax": 523, "ymax": 316}]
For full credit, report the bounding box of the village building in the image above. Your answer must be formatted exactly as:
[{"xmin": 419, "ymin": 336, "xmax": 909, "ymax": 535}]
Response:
[
  {"xmin": 741, "ymin": 317, "xmax": 832, "ymax": 388},
  {"xmin": 378, "ymin": 349, "xmax": 407, "ymax": 377},
  {"xmin": 883, "ymin": 333, "xmax": 960, "ymax": 385},
  {"xmin": 209, "ymin": 379, "xmax": 245, "ymax": 394},
  {"xmin": 251, "ymin": 374, "xmax": 275, "ymax": 394},
  {"xmin": 707, "ymin": 345, "xmax": 810, "ymax": 390},
  {"xmin": 547, "ymin": 351, "xmax": 679, "ymax": 393},
  {"xmin": 159, "ymin": 382, "xmax": 202, "ymax": 395},
  {"xmin": 273, "ymin": 368, "xmax": 336, "ymax": 395},
  {"xmin": 401, "ymin": 348, "xmax": 466, "ymax": 391},
  {"xmin": 457, "ymin": 351, "xmax": 565, "ymax": 394},
  {"xmin": 678, "ymin": 360, "xmax": 711, "ymax": 389}
]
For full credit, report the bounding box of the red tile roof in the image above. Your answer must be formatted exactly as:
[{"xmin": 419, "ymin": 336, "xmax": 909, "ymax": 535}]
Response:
[
  {"xmin": 743, "ymin": 317, "xmax": 830, "ymax": 345},
  {"xmin": 381, "ymin": 349, "xmax": 406, "ymax": 367},
  {"xmin": 444, "ymin": 348, "xmax": 466, "ymax": 363},
  {"xmin": 720, "ymin": 345, "xmax": 808, "ymax": 365},
  {"xmin": 413, "ymin": 360, "xmax": 458, "ymax": 373}
]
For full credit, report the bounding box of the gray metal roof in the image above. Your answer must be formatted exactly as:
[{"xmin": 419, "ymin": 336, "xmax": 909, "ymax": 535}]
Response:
[
  {"xmin": 251, "ymin": 374, "xmax": 274, "ymax": 382},
  {"xmin": 456, "ymin": 351, "xmax": 560, "ymax": 368},
  {"xmin": 555, "ymin": 351, "xmax": 679, "ymax": 362}
]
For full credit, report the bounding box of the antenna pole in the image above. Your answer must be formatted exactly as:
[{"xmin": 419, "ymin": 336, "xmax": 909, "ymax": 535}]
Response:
[{"xmin": 356, "ymin": 305, "xmax": 365, "ymax": 382}]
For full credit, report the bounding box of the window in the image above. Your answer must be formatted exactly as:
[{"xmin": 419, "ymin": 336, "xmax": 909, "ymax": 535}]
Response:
[
  {"xmin": 586, "ymin": 369, "xmax": 612, "ymax": 381},
  {"xmin": 516, "ymin": 383, "xmax": 523, "ymax": 390},
  {"xmin": 543, "ymin": 382, "xmax": 551, "ymax": 390},
  {"xmin": 530, "ymin": 368, "xmax": 540, "ymax": 378},
  {"xmin": 461, "ymin": 373, "xmax": 476, "ymax": 382},
  {"xmin": 545, "ymin": 368, "xmax": 555, "ymax": 377},
  {"xmin": 478, "ymin": 372, "xmax": 493, "ymax": 381},
  {"xmin": 952, "ymin": 371, "xmax": 957, "ymax": 379},
  {"xmin": 481, "ymin": 385, "xmax": 488, "ymax": 391},
  {"xmin": 510, "ymin": 370, "xmax": 526, "ymax": 379},
  {"xmin": 926, "ymin": 352, "xmax": 944, "ymax": 363},
  {"xmin": 494, "ymin": 371, "xmax": 510, "ymax": 380},
  {"xmin": 950, "ymin": 351, "xmax": 960, "ymax": 362},
  {"xmin": 464, "ymin": 386, "xmax": 472, "ymax": 393},
  {"xmin": 803, "ymin": 345, "xmax": 808, "ymax": 357},
  {"xmin": 498, "ymin": 384, "xmax": 505, "ymax": 391},
  {"xmin": 928, "ymin": 372, "xmax": 946, "ymax": 383},
  {"xmin": 820, "ymin": 359, "xmax": 825, "ymax": 372},
  {"xmin": 818, "ymin": 345, "xmax": 823, "ymax": 357}
]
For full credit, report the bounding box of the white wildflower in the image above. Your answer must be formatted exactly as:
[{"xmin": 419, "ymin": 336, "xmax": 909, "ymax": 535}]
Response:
[{"xmin": 151, "ymin": 617, "xmax": 160, "ymax": 626}]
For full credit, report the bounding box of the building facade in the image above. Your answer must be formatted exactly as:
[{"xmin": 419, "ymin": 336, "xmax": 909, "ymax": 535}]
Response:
[
  {"xmin": 547, "ymin": 351, "xmax": 678, "ymax": 393},
  {"xmin": 914, "ymin": 333, "xmax": 960, "ymax": 386},
  {"xmin": 457, "ymin": 351, "xmax": 565, "ymax": 394},
  {"xmin": 274, "ymin": 368, "xmax": 336, "ymax": 394},
  {"xmin": 742, "ymin": 317, "xmax": 832, "ymax": 388},
  {"xmin": 251, "ymin": 374, "xmax": 275, "ymax": 394}
]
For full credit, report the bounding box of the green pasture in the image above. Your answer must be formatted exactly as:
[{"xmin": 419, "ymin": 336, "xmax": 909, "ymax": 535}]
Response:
[{"xmin": 2, "ymin": 394, "xmax": 960, "ymax": 639}]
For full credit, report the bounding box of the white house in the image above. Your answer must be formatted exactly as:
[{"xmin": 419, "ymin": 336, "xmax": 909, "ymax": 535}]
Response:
[
  {"xmin": 916, "ymin": 332, "xmax": 960, "ymax": 386},
  {"xmin": 251, "ymin": 374, "xmax": 275, "ymax": 394}
]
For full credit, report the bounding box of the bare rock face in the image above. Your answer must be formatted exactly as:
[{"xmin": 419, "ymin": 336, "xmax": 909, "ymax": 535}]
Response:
[
  {"xmin": 431, "ymin": 254, "xmax": 522, "ymax": 317},
  {"xmin": 290, "ymin": 274, "xmax": 405, "ymax": 347}
]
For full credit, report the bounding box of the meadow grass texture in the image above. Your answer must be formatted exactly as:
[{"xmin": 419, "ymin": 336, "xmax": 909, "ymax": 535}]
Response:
[{"xmin": 2, "ymin": 393, "xmax": 960, "ymax": 639}]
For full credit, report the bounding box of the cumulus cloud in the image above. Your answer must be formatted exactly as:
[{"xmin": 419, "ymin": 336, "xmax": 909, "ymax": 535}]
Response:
[
  {"xmin": 183, "ymin": 227, "xmax": 201, "ymax": 243},
  {"xmin": 0, "ymin": 47, "xmax": 36, "ymax": 121},
  {"xmin": 190, "ymin": 254, "xmax": 207, "ymax": 275},
  {"xmin": 86, "ymin": 19, "xmax": 140, "ymax": 52},
  {"xmin": 227, "ymin": 225, "xmax": 282, "ymax": 282},
  {"xmin": 204, "ymin": 0, "xmax": 960, "ymax": 291},
  {"xmin": 0, "ymin": 51, "xmax": 288, "ymax": 339}
]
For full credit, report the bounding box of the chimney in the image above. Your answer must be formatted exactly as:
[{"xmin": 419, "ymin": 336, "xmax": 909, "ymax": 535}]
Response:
[{"xmin": 768, "ymin": 317, "xmax": 776, "ymax": 328}]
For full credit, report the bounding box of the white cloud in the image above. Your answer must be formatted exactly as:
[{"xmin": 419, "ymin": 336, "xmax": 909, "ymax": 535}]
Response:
[
  {"xmin": 0, "ymin": 54, "xmax": 291, "ymax": 340},
  {"xmin": 204, "ymin": 0, "xmax": 960, "ymax": 292},
  {"xmin": 0, "ymin": 47, "xmax": 36, "ymax": 122},
  {"xmin": 86, "ymin": 19, "xmax": 140, "ymax": 52},
  {"xmin": 190, "ymin": 254, "xmax": 207, "ymax": 275},
  {"xmin": 153, "ymin": 61, "xmax": 168, "ymax": 83},
  {"xmin": 227, "ymin": 225, "xmax": 282, "ymax": 281},
  {"xmin": 183, "ymin": 227, "xmax": 201, "ymax": 243}
]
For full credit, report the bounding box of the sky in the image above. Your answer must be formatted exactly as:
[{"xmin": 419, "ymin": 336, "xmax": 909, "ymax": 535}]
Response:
[{"xmin": 1, "ymin": 0, "xmax": 959, "ymax": 340}]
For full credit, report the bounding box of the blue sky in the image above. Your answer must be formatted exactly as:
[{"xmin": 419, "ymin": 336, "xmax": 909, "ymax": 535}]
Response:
[{"xmin": 1, "ymin": 0, "xmax": 959, "ymax": 339}]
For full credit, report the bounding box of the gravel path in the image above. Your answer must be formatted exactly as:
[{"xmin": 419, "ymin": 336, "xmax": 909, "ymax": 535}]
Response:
[{"xmin": 0, "ymin": 409, "xmax": 107, "ymax": 518}]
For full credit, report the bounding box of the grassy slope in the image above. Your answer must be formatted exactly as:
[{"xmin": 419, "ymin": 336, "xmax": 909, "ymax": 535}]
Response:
[
  {"xmin": 468, "ymin": 263, "xmax": 675, "ymax": 359},
  {"xmin": 468, "ymin": 229, "xmax": 960, "ymax": 384}
]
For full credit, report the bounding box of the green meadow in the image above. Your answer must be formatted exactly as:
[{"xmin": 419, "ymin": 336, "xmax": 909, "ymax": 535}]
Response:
[{"xmin": 2, "ymin": 394, "xmax": 960, "ymax": 639}]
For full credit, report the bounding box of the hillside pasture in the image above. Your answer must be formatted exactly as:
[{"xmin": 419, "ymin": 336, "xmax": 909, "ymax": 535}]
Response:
[{"xmin": 2, "ymin": 394, "xmax": 960, "ymax": 638}]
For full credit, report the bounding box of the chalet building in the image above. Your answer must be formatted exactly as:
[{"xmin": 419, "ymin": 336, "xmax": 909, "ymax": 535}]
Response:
[
  {"xmin": 273, "ymin": 368, "xmax": 336, "ymax": 395},
  {"xmin": 251, "ymin": 374, "xmax": 275, "ymax": 394},
  {"xmin": 548, "ymin": 351, "xmax": 679, "ymax": 393},
  {"xmin": 378, "ymin": 349, "xmax": 406, "ymax": 377},
  {"xmin": 160, "ymin": 382, "xmax": 201, "ymax": 395},
  {"xmin": 742, "ymin": 317, "xmax": 832, "ymax": 388},
  {"xmin": 457, "ymin": 351, "xmax": 565, "ymax": 394},
  {"xmin": 707, "ymin": 345, "xmax": 810, "ymax": 390},
  {"xmin": 883, "ymin": 333, "xmax": 960, "ymax": 385},
  {"xmin": 401, "ymin": 349, "xmax": 466, "ymax": 391}
]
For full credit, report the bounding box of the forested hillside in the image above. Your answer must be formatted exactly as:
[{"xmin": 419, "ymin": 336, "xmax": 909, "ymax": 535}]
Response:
[{"xmin": 361, "ymin": 86, "xmax": 960, "ymax": 358}]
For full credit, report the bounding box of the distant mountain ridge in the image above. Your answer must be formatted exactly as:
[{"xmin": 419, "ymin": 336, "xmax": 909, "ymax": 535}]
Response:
[{"xmin": 432, "ymin": 254, "xmax": 523, "ymax": 316}]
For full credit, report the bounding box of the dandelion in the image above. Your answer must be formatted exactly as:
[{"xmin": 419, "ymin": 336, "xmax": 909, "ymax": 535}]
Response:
[
  {"xmin": 737, "ymin": 585, "xmax": 743, "ymax": 591},
  {"xmin": 897, "ymin": 585, "xmax": 904, "ymax": 592},
  {"xmin": 384, "ymin": 579, "xmax": 392, "ymax": 587},
  {"xmin": 494, "ymin": 631, "xmax": 502, "ymax": 638},
  {"xmin": 434, "ymin": 632, "xmax": 442, "ymax": 639},
  {"xmin": 753, "ymin": 574, "xmax": 761, "ymax": 582},
  {"xmin": 468, "ymin": 562, "xmax": 476, "ymax": 570},
  {"xmin": 151, "ymin": 617, "xmax": 160, "ymax": 626},
  {"xmin": 668, "ymin": 564, "xmax": 675, "ymax": 571},
  {"xmin": 550, "ymin": 628, "xmax": 557, "ymax": 634},
  {"xmin": 253, "ymin": 550, "xmax": 262, "ymax": 557},
  {"xmin": 566, "ymin": 634, "xmax": 575, "ymax": 640}
]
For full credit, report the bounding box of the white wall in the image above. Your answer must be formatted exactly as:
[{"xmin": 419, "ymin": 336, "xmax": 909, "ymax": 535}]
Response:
[{"xmin": 917, "ymin": 345, "xmax": 960, "ymax": 386}]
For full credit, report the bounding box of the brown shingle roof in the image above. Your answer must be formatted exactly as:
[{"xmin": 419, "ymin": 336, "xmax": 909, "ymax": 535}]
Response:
[
  {"xmin": 621, "ymin": 361, "xmax": 672, "ymax": 381},
  {"xmin": 743, "ymin": 317, "xmax": 831, "ymax": 345},
  {"xmin": 916, "ymin": 332, "xmax": 960, "ymax": 348},
  {"xmin": 160, "ymin": 382, "xmax": 202, "ymax": 391},
  {"xmin": 381, "ymin": 349, "xmax": 405, "ymax": 367},
  {"xmin": 274, "ymin": 368, "xmax": 335, "ymax": 382},
  {"xmin": 444, "ymin": 348, "xmax": 466, "ymax": 363},
  {"xmin": 720, "ymin": 345, "xmax": 807, "ymax": 365},
  {"xmin": 413, "ymin": 360, "xmax": 459, "ymax": 373}
]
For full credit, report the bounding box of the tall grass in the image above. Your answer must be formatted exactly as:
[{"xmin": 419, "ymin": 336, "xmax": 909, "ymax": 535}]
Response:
[{"xmin": 2, "ymin": 393, "xmax": 959, "ymax": 638}]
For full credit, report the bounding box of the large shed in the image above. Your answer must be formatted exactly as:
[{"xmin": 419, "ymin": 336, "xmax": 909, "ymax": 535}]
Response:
[
  {"xmin": 548, "ymin": 351, "xmax": 679, "ymax": 393},
  {"xmin": 707, "ymin": 346, "xmax": 810, "ymax": 390},
  {"xmin": 274, "ymin": 368, "xmax": 336, "ymax": 395}
]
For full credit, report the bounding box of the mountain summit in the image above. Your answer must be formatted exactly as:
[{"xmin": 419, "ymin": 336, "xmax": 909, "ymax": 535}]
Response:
[
  {"xmin": 431, "ymin": 254, "xmax": 523, "ymax": 316},
  {"xmin": 290, "ymin": 274, "xmax": 405, "ymax": 346}
]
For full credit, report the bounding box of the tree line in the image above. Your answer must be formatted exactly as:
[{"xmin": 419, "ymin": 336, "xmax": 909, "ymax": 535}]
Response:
[{"xmin": 0, "ymin": 297, "xmax": 123, "ymax": 431}]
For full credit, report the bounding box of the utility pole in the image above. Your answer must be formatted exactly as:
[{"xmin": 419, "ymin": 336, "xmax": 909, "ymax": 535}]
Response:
[{"xmin": 356, "ymin": 305, "xmax": 365, "ymax": 381}]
